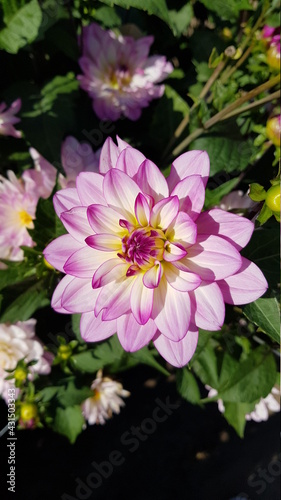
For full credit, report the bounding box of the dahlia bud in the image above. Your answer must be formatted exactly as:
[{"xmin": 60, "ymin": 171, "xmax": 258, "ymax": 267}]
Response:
[
  {"xmin": 266, "ymin": 116, "xmax": 281, "ymax": 147},
  {"xmin": 265, "ymin": 184, "xmax": 280, "ymax": 213},
  {"xmin": 19, "ymin": 403, "xmax": 39, "ymax": 429}
]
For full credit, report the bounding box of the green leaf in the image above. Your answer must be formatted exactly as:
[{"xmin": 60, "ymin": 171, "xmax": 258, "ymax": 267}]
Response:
[
  {"xmin": 0, "ymin": 0, "xmax": 26, "ymax": 23},
  {"xmin": 0, "ymin": 0, "xmax": 42, "ymax": 53},
  {"xmin": 176, "ymin": 368, "xmax": 201, "ymax": 404},
  {"xmin": 0, "ymin": 282, "xmax": 49, "ymax": 322},
  {"xmin": 192, "ymin": 339, "xmax": 220, "ymax": 388},
  {"xmin": 29, "ymin": 196, "xmax": 66, "ymax": 251},
  {"xmin": 72, "ymin": 335, "xmax": 123, "ymax": 373},
  {"xmin": 217, "ymin": 345, "xmax": 277, "ymax": 403},
  {"xmin": 168, "ymin": 3, "xmax": 193, "ymax": 37},
  {"xmin": 0, "ymin": 262, "xmax": 36, "ymax": 291},
  {"xmin": 248, "ymin": 183, "xmax": 267, "ymax": 202},
  {"xmin": 223, "ymin": 401, "xmax": 256, "ymax": 438},
  {"xmin": 94, "ymin": 5, "xmax": 122, "ymax": 27},
  {"xmin": 198, "ymin": 0, "xmax": 253, "ymax": 21},
  {"xmin": 204, "ymin": 177, "xmax": 240, "ymax": 209},
  {"xmin": 53, "ymin": 406, "xmax": 85, "ymax": 443},
  {"xmin": 71, "ymin": 350, "xmax": 104, "ymax": 373},
  {"xmin": 257, "ymin": 203, "xmax": 273, "ymax": 225},
  {"xmin": 130, "ymin": 348, "xmax": 169, "ymax": 376},
  {"xmin": 98, "ymin": 0, "xmax": 172, "ymax": 31},
  {"xmin": 243, "ymin": 298, "xmax": 280, "ymax": 344},
  {"xmin": 71, "ymin": 314, "xmax": 83, "ymax": 343},
  {"xmin": 56, "ymin": 379, "xmax": 93, "ymax": 407}
]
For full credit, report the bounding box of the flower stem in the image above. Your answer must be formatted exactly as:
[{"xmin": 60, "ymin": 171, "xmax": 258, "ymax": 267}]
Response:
[{"xmin": 220, "ymin": 89, "xmax": 281, "ymax": 121}]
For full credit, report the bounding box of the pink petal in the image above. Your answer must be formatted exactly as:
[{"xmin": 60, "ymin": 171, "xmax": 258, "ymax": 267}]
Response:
[
  {"xmin": 217, "ymin": 257, "xmax": 268, "ymax": 305},
  {"xmin": 190, "ymin": 282, "xmax": 225, "ymax": 331},
  {"xmin": 61, "ymin": 277, "xmax": 99, "ymax": 313},
  {"xmin": 130, "ymin": 274, "xmax": 154, "ymax": 324},
  {"xmin": 163, "ymin": 242, "xmax": 187, "ymax": 262},
  {"xmin": 136, "ymin": 159, "xmax": 169, "ymax": 202},
  {"xmin": 92, "ymin": 259, "xmax": 128, "ymax": 288},
  {"xmin": 53, "ymin": 188, "xmax": 81, "ymax": 217},
  {"xmin": 60, "ymin": 207, "xmax": 92, "ymax": 242},
  {"xmin": 64, "ymin": 246, "xmax": 116, "ymax": 278},
  {"xmin": 171, "ymin": 175, "xmax": 205, "ymax": 220},
  {"xmin": 115, "ymin": 147, "xmax": 146, "ymax": 178},
  {"xmin": 152, "ymin": 280, "xmax": 191, "ymax": 341},
  {"xmin": 196, "ymin": 209, "xmax": 254, "ymax": 250},
  {"xmin": 76, "ymin": 172, "xmax": 106, "ymax": 205},
  {"xmin": 80, "ymin": 312, "xmax": 116, "ymax": 342},
  {"xmin": 85, "ymin": 233, "xmax": 122, "ymax": 251},
  {"xmin": 164, "ymin": 263, "xmax": 201, "ymax": 292},
  {"xmin": 103, "ymin": 169, "xmax": 140, "ymax": 222},
  {"xmin": 117, "ymin": 314, "xmax": 156, "ymax": 351},
  {"xmin": 51, "ymin": 275, "xmax": 75, "ymax": 313},
  {"xmin": 99, "ymin": 136, "xmax": 129, "ymax": 173},
  {"xmin": 167, "ymin": 150, "xmax": 210, "ymax": 191},
  {"xmin": 184, "ymin": 234, "xmax": 242, "ymax": 281},
  {"xmin": 134, "ymin": 193, "xmax": 151, "ymax": 226},
  {"xmin": 87, "ymin": 204, "xmax": 123, "ymax": 235},
  {"xmin": 143, "ymin": 263, "xmax": 163, "ymax": 289},
  {"xmin": 150, "ymin": 196, "xmax": 179, "ymax": 229},
  {"xmin": 153, "ymin": 326, "xmax": 198, "ymax": 368},
  {"xmin": 166, "ymin": 212, "xmax": 197, "ymax": 247},
  {"xmin": 95, "ymin": 277, "xmax": 134, "ymax": 320},
  {"xmin": 43, "ymin": 234, "xmax": 83, "ymax": 272}
]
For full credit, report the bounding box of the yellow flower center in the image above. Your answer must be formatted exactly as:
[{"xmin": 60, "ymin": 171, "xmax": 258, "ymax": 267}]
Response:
[{"xmin": 19, "ymin": 210, "xmax": 33, "ymax": 228}]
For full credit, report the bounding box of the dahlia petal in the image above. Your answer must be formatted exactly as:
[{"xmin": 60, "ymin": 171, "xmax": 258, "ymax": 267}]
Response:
[
  {"xmin": 80, "ymin": 312, "xmax": 116, "ymax": 342},
  {"xmin": 43, "ymin": 234, "xmax": 83, "ymax": 272},
  {"xmin": 196, "ymin": 209, "xmax": 254, "ymax": 250},
  {"xmin": 76, "ymin": 172, "xmax": 106, "ymax": 205},
  {"xmin": 143, "ymin": 262, "xmax": 163, "ymax": 289},
  {"xmin": 116, "ymin": 147, "xmax": 146, "ymax": 178},
  {"xmin": 92, "ymin": 260, "xmax": 128, "ymax": 288},
  {"xmin": 171, "ymin": 175, "xmax": 205, "ymax": 220},
  {"xmin": 60, "ymin": 207, "xmax": 92, "ymax": 242},
  {"xmin": 135, "ymin": 193, "xmax": 151, "ymax": 226},
  {"xmin": 117, "ymin": 314, "xmax": 156, "ymax": 352},
  {"xmin": 153, "ymin": 326, "xmax": 198, "ymax": 368},
  {"xmin": 163, "ymin": 242, "xmax": 187, "ymax": 262},
  {"xmin": 168, "ymin": 150, "xmax": 210, "ymax": 191},
  {"xmin": 190, "ymin": 282, "xmax": 225, "ymax": 331},
  {"xmin": 136, "ymin": 159, "xmax": 169, "ymax": 202},
  {"xmin": 85, "ymin": 233, "xmax": 122, "ymax": 251},
  {"xmin": 217, "ymin": 257, "xmax": 268, "ymax": 305},
  {"xmin": 51, "ymin": 275, "xmax": 75, "ymax": 313},
  {"xmin": 152, "ymin": 280, "xmax": 191, "ymax": 341},
  {"xmin": 53, "ymin": 188, "xmax": 81, "ymax": 217},
  {"xmin": 99, "ymin": 136, "xmax": 129, "ymax": 173},
  {"xmin": 87, "ymin": 204, "xmax": 124, "ymax": 235},
  {"xmin": 163, "ymin": 263, "xmax": 201, "ymax": 292},
  {"xmin": 166, "ymin": 212, "xmax": 197, "ymax": 247},
  {"xmin": 150, "ymin": 196, "xmax": 179, "ymax": 229},
  {"xmin": 130, "ymin": 274, "xmax": 154, "ymax": 325},
  {"xmin": 61, "ymin": 277, "xmax": 99, "ymax": 313},
  {"xmin": 103, "ymin": 169, "xmax": 140, "ymax": 222},
  {"xmin": 95, "ymin": 277, "xmax": 134, "ymax": 320},
  {"xmin": 64, "ymin": 246, "xmax": 116, "ymax": 278},
  {"xmin": 185, "ymin": 234, "xmax": 242, "ymax": 281}
]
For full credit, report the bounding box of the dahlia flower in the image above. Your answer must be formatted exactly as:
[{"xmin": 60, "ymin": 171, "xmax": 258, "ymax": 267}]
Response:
[
  {"xmin": 44, "ymin": 136, "xmax": 268, "ymax": 368},
  {"xmin": 77, "ymin": 23, "xmax": 173, "ymax": 121},
  {"xmin": 206, "ymin": 385, "xmax": 280, "ymax": 423},
  {"xmin": 59, "ymin": 136, "xmax": 100, "ymax": 189},
  {"xmin": 82, "ymin": 369, "xmax": 130, "ymax": 425},
  {"xmin": 0, "ymin": 320, "xmax": 51, "ymax": 403},
  {"xmin": 0, "ymin": 98, "xmax": 22, "ymax": 138},
  {"xmin": 0, "ymin": 150, "xmax": 56, "ymax": 262}
]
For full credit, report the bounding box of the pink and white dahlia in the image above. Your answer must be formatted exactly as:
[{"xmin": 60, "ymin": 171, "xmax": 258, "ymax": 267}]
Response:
[
  {"xmin": 0, "ymin": 319, "xmax": 51, "ymax": 403},
  {"xmin": 0, "ymin": 99, "xmax": 22, "ymax": 138},
  {"xmin": 0, "ymin": 151, "xmax": 56, "ymax": 262},
  {"xmin": 59, "ymin": 136, "xmax": 100, "ymax": 189},
  {"xmin": 77, "ymin": 23, "xmax": 173, "ymax": 121},
  {"xmin": 82, "ymin": 369, "xmax": 130, "ymax": 425},
  {"xmin": 44, "ymin": 136, "xmax": 268, "ymax": 368}
]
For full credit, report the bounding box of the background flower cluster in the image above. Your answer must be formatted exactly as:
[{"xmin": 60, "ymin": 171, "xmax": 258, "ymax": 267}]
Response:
[{"xmin": 0, "ymin": 0, "xmax": 280, "ymax": 443}]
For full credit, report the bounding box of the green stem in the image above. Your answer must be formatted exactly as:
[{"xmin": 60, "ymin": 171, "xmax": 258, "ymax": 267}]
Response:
[{"xmin": 221, "ymin": 89, "xmax": 281, "ymax": 121}]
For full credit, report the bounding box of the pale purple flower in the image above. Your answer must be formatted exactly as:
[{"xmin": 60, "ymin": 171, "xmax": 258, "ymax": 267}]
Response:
[
  {"xmin": 44, "ymin": 136, "xmax": 268, "ymax": 368},
  {"xmin": 59, "ymin": 136, "xmax": 100, "ymax": 188},
  {"xmin": 0, "ymin": 319, "xmax": 51, "ymax": 403},
  {"xmin": 77, "ymin": 23, "xmax": 173, "ymax": 121},
  {"xmin": 219, "ymin": 190, "xmax": 258, "ymax": 215},
  {"xmin": 0, "ymin": 99, "xmax": 22, "ymax": 138},
  {"xmin": 0, "ymin": 151, "xmax": 56, "ymax": 262},
  {"xmin": 82, "ymin": 369, "xmax": 130, "ymax": 425}
]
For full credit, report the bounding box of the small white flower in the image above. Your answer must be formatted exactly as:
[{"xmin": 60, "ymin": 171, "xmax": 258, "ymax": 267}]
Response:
[
  {"xmin": 0, "ymin": 319, "xmax": 51, "ymax": 403},
  {"xmin": 82, "ymin": 370, "xmax": 130, "ymax": 425}
]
